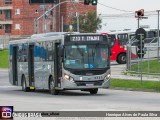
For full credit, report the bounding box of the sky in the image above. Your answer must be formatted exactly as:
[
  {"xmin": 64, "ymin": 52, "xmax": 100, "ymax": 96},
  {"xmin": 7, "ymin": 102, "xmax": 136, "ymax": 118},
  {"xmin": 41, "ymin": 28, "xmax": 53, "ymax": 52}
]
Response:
[{"xmin": 97, "ymin": 0, "xmax": 160, "ymax": 32}]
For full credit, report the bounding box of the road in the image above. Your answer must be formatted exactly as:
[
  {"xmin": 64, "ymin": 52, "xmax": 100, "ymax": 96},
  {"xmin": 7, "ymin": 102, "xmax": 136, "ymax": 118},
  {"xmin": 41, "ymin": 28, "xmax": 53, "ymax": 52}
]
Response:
[{"xmin": 0, "ymin": 65, "xmax": 160, "ymax": 120}]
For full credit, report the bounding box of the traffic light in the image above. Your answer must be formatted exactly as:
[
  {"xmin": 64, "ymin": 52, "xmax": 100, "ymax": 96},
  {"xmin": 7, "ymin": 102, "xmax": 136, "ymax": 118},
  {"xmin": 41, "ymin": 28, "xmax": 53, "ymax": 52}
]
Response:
[
  {"xmin": 84, "ymin": 0, "xmax": 97, "ymax": 5},
  {"xmin": 136, "ymin": 40, "xmax": 145, "ymax": 58},
  {"xmin": 84, "ymin": 0, "xmax": 90, "ymax": 5},
  {"xmin": 135, "ymin": 9, "xmax": 144, "ymax": 17},
  {"xmin": 92, "ymin": 0, "xmax": 97, "ymax": 5}
]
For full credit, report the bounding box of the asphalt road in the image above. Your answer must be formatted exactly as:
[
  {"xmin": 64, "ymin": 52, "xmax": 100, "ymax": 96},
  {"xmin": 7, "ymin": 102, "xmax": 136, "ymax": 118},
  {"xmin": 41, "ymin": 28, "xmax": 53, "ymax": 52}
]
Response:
[
  {"xmin": 0, "ymin": 65, "xmax": 160, "ymax": 120},
  {"xmin": 0, "ymin": 68, "xmax": 160, "ymax": 111},
  {"xmin": 1, "ymin": 86, "xmax": 160, "ymax": 111}
]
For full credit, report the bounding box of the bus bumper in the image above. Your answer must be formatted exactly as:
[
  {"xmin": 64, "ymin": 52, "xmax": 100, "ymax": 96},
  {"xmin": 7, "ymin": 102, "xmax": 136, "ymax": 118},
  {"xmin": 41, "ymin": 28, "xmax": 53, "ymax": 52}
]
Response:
[{"xmin": 61, "ymin": 79, "xmax": 110, "ymax": 90}]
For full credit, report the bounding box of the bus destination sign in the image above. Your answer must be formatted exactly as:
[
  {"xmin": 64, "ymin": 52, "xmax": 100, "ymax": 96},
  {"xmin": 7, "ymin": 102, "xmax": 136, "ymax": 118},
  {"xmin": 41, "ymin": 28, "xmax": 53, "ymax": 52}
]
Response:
[{"xmin": 70, "ymin": 35, "xmax": 103, "ymax": 42}]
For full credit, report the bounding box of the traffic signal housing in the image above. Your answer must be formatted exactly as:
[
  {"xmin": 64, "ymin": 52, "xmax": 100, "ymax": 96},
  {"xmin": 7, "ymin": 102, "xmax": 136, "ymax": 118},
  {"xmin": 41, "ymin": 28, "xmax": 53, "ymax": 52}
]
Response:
[
  {"xmin": 84, "ymin": 0, "xmax": 97, "ymax": 5},
  {"xmin": 136, "ymin": 40, "xmax": 145, "ymax": 58},
  {"xmin": 135, "ymin": 9, "xmax": 144, "ymax": 18},
  {"xmin": 84, "ymin": 0, "xmax": 90, "ymax": 5},
  {"xmin": 92, "ymin": 0, "xmax": 97, "ymax": 5}
]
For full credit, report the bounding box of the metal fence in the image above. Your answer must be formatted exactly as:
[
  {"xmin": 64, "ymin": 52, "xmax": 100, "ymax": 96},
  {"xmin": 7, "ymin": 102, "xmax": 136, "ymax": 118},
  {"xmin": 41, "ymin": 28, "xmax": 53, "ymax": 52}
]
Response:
[{"xmin": 126, "ymin": 42, "xmax": 160, "ymax": 76}]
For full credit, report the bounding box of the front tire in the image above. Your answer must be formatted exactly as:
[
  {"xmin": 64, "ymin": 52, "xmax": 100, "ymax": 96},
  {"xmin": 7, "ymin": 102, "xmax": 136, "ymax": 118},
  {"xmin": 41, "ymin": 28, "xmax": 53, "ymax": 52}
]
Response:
[
  {"xmin": 117, "ymin": 53, "xmax": 126, "ymax": 64},
  {"xmin": 49, "ymin": 77, "xmax": 59, "ymax": 95},
  {"xmin": 89, "ymin": 88, "xmax": 98, "ymax": 94}
]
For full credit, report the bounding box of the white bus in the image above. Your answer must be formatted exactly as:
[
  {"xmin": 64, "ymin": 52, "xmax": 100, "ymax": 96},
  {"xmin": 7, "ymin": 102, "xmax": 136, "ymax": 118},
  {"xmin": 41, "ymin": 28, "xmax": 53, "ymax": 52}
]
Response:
[{"xmin": 9, "ymin": 32, "xmax": 111, "ymax": 95}]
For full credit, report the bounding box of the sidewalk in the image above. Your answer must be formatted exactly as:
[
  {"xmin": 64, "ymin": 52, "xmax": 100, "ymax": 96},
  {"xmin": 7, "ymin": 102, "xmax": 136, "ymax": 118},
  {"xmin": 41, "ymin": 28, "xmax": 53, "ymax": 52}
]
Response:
[
  {"xmin": 111, "ymin": 65, "xmax": 160, "ymax": 82},
  {"xmin": 111, "ymin": 72, "xmax": 160, "ymax": 81}
]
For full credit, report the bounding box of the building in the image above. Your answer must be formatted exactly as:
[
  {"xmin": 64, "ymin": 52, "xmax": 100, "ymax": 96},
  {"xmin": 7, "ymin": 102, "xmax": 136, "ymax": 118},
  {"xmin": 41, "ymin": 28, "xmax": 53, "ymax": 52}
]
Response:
[
  {"xmin": 0, "ymin": 0, "xmax": 96, "ymax": 40},
  {"xmin": 59, "ymin": 0, "xmax": 96, "ymax": 32}
]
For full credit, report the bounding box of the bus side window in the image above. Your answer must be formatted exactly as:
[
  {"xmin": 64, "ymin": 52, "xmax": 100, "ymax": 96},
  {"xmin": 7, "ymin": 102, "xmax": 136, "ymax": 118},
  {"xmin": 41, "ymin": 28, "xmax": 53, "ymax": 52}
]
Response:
[
  {"xmin": 118, "ymin": 34, "xmax": 128, "ymax": 46},
  {"xmin": 46, "ymin": 41, "xmax": 54, "ymax": 61},
  {"xmin": 22, "ymin": 44, "xmax": 27, "ymax": 62},
  {"xmin": 18, "ymin": 45, "xmax": 24, "ymax": 62},
  {"xmin": 38, "ymin": 42, "xmax": 44, "ymax": 61}
]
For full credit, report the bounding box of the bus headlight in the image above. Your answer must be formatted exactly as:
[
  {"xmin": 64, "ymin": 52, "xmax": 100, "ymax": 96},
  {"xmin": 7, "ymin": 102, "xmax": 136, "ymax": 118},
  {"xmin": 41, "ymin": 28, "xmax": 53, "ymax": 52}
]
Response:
[
  {"xmin": 64, "ymin": 74, "xmax": 70, "ymax": 80},
  {"xmin": 104, "ymin": 74, "xmax": 111, "ymax": 80},
  {"xmin": 64, "ymin": 74, "xmax": 74, "ymax": 81}
]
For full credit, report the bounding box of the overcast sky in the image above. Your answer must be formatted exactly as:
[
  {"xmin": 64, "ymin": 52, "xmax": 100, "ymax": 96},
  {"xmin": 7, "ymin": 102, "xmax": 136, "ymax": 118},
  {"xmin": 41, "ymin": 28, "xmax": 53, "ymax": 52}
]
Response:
[{"xmin": 97, "ymin": 0, "xmax": 160, "ymax": 32}]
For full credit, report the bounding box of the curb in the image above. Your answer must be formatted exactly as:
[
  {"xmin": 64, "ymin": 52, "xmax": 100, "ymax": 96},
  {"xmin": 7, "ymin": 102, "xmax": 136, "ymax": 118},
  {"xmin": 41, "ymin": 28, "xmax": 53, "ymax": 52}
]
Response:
[
  {"xmin": 0, "ymin": 68, "xmax": 8, "ymax": 72},
  {"xmin": 109, "ymin": 87, "xmax": 160, "ymax": 93}
]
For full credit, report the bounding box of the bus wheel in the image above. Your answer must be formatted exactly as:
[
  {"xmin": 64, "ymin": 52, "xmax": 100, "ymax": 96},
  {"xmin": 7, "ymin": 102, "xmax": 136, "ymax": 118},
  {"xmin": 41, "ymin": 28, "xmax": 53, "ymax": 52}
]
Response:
[
  {"xmin": 117, "ymin": 53, "xmax": 126, "ymax": 64},
  {"xmin": 49, "ymin": 77, "xmax": 59, "ymax": 95},
  {"xmin": 22, "ymin": 76, "xmax": 29, "ymax": 92},
  {"xmin": 89, "ymin": 88, "xmax": 98, "ymax": 94}
]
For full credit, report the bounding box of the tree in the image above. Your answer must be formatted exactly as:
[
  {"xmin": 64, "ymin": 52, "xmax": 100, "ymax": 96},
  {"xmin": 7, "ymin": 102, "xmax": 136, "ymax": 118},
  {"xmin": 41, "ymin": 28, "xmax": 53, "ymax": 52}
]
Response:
[{"xmin": 72, "ymin": 11, "xmax": 102, "ymax": 33}]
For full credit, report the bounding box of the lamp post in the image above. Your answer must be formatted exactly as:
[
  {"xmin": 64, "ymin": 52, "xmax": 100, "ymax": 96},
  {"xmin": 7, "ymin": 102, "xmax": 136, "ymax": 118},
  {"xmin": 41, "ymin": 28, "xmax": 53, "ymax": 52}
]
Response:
[
  {"xmin": 43, "ymin": 0, "xmax": 46, "ymax": 33},
  {"xmin": 70, "ymin": 0, "xmax": 79, "ymax": 32}
]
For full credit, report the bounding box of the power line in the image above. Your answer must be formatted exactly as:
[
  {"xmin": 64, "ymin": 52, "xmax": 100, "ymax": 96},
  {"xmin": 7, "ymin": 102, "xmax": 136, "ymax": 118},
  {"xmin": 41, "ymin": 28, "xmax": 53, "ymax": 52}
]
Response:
[
  {"xmin": 98, "ymin": 2, "xmax": 133, "ymax": 13},
  {"xmin": 98, "ymin": 2, "xmax": 160, "ymax": 18},
  {"xmin": 100, "ymin": 11, "xmax": 159, "ymax": 19}
]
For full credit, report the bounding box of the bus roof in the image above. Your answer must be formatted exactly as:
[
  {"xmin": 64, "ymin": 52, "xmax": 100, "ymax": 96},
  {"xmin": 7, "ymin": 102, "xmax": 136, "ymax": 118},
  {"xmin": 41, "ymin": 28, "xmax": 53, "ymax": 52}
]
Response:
[
  {"xmin": 9, "ymin": 32, "xmax": 105, "ymax": 45},
  {"xmin": 31, "ymin": 32, "xmax": 79, "ymax": 39}
]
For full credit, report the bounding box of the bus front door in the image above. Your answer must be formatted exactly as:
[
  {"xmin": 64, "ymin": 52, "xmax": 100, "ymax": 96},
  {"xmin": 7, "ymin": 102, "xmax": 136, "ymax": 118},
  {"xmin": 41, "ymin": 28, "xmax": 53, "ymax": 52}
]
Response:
[
  {"xmin": 28, "ymin": 45, "xmax": 34, "ymax": 88},
  {"xmin": 12, "ymin": 46, "xmax": 18, "ymax": 85},
  {"xmin": 54, "ymin": 43, "xmax": 62, "ymax": 88}
]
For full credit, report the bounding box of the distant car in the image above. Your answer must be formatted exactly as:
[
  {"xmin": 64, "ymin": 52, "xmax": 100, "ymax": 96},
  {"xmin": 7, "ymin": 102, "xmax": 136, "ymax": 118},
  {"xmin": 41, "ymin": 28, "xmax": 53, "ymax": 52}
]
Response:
[{"xmin": 0, "ymin": 44, "xmax": 4, "ymax": 50}]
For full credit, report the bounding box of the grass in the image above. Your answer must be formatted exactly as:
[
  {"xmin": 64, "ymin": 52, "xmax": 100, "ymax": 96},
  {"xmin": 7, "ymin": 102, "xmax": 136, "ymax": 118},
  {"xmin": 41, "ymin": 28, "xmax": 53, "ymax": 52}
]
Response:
[
  {"xmin": 131, "ymin": 59, "xmax": 160, "ymax": 74},
  {"xmin": 0, "ymin": 49, "xmax": 9, "ymax": 68},
  {"xmin": 111, "ymin": 79, "xmax": 160, "ymax": 91}
]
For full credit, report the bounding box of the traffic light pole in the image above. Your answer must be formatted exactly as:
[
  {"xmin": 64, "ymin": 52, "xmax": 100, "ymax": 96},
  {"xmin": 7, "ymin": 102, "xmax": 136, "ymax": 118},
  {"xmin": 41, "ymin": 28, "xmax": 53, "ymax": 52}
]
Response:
[
  {"xmin": 138, "ymin": 34, "xmax": 144, "ymax": 84},
  {"xmin": 138, "ymin": 17, "xmax": 140, "ymax": 28}
]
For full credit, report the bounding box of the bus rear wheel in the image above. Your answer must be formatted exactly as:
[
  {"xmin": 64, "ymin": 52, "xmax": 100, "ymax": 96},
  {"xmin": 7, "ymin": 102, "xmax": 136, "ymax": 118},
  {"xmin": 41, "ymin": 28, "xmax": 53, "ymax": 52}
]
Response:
[
  {"xmin": 89, "ymin": 88, "xmax": 98, "ymax": 94},
  {"xmin": 49, "ymin": 77, "xmax": 59, "ymax": 95},
  {"xmin": 22, "ymin": 76, "xmax": 29, "ymax": 92},
  {"xmin": 117, "ymin": 53, "xmax": 126, "ymax": 64}
]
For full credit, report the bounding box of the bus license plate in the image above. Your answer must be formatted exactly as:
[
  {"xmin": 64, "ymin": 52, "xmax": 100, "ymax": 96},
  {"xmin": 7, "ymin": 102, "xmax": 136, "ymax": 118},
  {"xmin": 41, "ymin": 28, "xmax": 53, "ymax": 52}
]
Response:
[{"xmin": 86, "ymin": 84, "xmax": 94, "ymax": 86}]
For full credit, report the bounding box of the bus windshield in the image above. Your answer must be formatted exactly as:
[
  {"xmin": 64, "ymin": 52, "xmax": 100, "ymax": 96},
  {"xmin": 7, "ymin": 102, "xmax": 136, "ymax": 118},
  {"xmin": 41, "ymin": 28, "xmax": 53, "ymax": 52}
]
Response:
[{"xmin": 64, "ymin": 44, "xmax": 108, "ymax": 69}]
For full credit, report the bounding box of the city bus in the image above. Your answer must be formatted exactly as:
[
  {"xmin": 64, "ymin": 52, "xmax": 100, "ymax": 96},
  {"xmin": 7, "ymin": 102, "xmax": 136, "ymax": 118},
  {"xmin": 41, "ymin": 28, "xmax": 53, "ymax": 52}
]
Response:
[
  {"xmin": 103, "ymin": 28, "xmax": 158, "ymax": 64},
  {"xmin": 102, "ymin": 30, "xmax": 136, "ymax": 64},
  {"xmin": 9, "ymin": 32, "xmax": 111, "ymax": 95}
]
